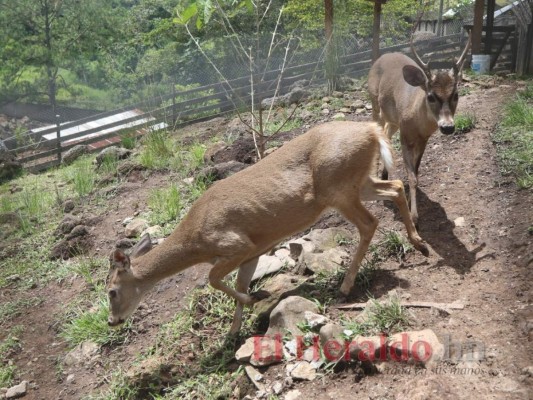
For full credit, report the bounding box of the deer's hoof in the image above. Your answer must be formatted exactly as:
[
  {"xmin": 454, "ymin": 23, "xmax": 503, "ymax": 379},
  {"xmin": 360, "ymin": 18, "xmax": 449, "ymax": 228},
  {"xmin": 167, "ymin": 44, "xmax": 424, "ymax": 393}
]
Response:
[
  {"xmin": 250, "ymin": 290, "xmax": 271, "ymax": 302},
  {"xmin": 417, "ymin": 242, "xmax": 430, "ymax": 257}
]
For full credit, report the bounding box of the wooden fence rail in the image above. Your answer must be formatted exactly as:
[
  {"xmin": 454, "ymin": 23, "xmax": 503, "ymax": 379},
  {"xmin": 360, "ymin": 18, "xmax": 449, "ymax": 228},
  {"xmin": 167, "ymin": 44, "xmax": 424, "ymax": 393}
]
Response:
[{"xmin": 9, "ymin": 34, "xmax": 467, "ymax": 173}]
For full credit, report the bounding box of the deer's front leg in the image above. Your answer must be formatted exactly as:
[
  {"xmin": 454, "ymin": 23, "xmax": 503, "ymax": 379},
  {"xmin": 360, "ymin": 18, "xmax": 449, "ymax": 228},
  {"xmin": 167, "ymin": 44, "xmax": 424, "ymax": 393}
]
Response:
[{"xmin": 400, "ymin": 134, "xmax": 428, "ymax": 227}]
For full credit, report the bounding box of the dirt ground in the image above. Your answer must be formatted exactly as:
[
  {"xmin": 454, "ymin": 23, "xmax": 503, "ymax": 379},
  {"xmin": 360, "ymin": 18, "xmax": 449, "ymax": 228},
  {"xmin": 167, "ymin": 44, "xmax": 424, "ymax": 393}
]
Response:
[{"xmin": 1, "ymin": 77, "xmax": 532, "ymax": 400}]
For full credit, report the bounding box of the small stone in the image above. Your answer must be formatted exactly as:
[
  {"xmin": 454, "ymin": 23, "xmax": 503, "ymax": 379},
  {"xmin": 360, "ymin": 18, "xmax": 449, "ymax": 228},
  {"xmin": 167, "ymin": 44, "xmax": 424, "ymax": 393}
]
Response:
[
  {"xmin": 66, "ymin": 374, "xmax": 75, "ymax": 384},
  {"xmin": 284, "ymin": 389, "xmax": 302, "ymax": 400},
  {"xmin": 332, "ymin": 112, "xmax": 345, "ymax": 120},
  {"xmin": 454, "ymin": 217, "xmax": 466, "ymax": 227},
  {"xmin": 5, "ymin": 381, "xmax": 28, "ymax": 399},
  {"xmin": 289, "ymin": 361, "xmax": 316, "ymax": 381},
  {"xmin": 141, "ymin": 225, "xmax": 162, "ymax": 239},
  {"xmin": 339, "ymin": 107, "xmax": 351, "ymax": 113},
  {"xmin": 321, "ymin": 108, "xmax": 330, "ymax": 115},
  {"xmin": 272, "ymin": 381, "xmax": 283, "ymax": 395},
  {"xmin": 125, "ymin": 218, "xmax": 149, "ymax": 238},
  {"xmin": 522, "ymin": 366, "xmax": 533, "ymax": 377},
  {"xmin": 304, "ymin": 311, "xmax": 328, "ymax": 330},
  {"xmin": 251, "ymin": 255, "xmax": 285, "ymax": 281}
]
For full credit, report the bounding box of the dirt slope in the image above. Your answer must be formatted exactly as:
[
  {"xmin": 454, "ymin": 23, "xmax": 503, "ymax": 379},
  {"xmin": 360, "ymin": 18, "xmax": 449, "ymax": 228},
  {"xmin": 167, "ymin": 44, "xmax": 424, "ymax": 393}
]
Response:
[{"xmin": 1, "ymin": 79, "xmax": 531, "ymax": 400}]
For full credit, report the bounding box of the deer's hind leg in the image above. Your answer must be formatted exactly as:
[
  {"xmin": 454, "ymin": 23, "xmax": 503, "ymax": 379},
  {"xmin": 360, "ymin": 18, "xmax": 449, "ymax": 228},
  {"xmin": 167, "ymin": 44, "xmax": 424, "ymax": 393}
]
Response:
[
  {"xmin": 228, "ymin": 257, "xmax": 268, "ymax": 335},
  {"xmin": 361, "ymin": 177, "xmax": 429, "ymax": 256},
  {"xmin": 335, "ymin": 198, "xmax": 379, "ymax": 296}
]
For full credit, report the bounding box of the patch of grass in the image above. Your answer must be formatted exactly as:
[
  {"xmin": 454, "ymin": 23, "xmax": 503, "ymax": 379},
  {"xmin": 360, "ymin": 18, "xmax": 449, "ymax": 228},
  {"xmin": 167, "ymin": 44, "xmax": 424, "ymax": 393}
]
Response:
[
  {"xmin": 148, "ymin": 184, "xmax": 183, "ymax": 226},
  {"xmin": 343, "ymin": 294, "xmax": 411, "ymax": 337},
  {"xmin": 153, "ymin": 371, "xmax": 238, "ymax": 400},
  {"xmin": 0, "ymin": 298, "xmax": 42, "ymax": 325},
  {"xmin": 85, "ymin": 369, "xmax": 139, "ymax": 400},
  {"xmin": 380, "ymin": 230, "xmax": 413, "ymax": 261},
  {"xmin": 355, "ymin": 244, "xmax": 381, "ymax": 289},
  {"xmin": 62, "ymin": 157, "xmax": 96, "ymax": 197},
  {"xmin": 71, "ymin": 257, "xmax": 107, "ymax": 290},
  {"xmin": 493, "ymin": 83, "xmax": 533, "ymax": 189},
  {"xmin": 61, "ymin": 294, "xmax": 132, "ymax": 348},
  {"xmin": 0, "ymin": 326, "xmax": 23, "ymax": 387},
  {"xmin": 139, "ymin": 130, "xmax": 175, "ymax": 170},
  {"xmin": 454, "ymin": 112, "xmax": 477, "ymax": 134}
]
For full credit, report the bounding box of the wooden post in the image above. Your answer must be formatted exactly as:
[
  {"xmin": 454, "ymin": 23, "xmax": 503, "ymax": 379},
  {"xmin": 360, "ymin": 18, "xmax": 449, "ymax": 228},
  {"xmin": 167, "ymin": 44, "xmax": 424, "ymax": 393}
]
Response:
[
  {"xmin": 55, "ymin": 114, "xmax": 61, "ymax": 163},
  {"xmin": 471, "ymin": 0, "xmax": 485, "ymax": 54},
  {"xmin": 372, "ymin": 0, "xmax": 383, "ymax": 63},
  {"xmin": 437, "ymin": 0, "xmax": 444, "ymax": 36},
  {"xmin": 171, "ymin": 82, "xmax": 176, "ymax": 127},
  {"xmin": 485, "ymin": 0, "xmax": 495, "ymax": 56}
]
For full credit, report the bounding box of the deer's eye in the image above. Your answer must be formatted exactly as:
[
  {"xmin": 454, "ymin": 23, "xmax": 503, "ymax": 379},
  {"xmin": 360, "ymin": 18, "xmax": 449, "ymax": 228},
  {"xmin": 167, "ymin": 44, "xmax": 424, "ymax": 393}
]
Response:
[
  {"xmin": 427, "ymin": 94, "xmax": 436, "ymax": 103},
  {"xmin": 109, "ymin": 289, "xmax": 117, "ymax": 299}
]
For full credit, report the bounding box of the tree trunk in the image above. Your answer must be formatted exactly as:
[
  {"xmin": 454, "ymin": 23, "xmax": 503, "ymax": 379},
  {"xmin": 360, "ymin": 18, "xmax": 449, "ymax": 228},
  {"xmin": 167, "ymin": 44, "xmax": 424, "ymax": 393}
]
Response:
[{"xmin": 324, "ymin": 0, "xmax": 338, "ymax": 93}]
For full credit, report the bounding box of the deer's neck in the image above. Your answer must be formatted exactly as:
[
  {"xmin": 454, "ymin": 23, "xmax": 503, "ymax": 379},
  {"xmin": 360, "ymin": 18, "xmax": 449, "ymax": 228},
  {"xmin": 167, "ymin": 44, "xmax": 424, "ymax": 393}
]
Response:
[{"xmin": 131, "ymin": 230, "xmax": 203, "ymax": 285}]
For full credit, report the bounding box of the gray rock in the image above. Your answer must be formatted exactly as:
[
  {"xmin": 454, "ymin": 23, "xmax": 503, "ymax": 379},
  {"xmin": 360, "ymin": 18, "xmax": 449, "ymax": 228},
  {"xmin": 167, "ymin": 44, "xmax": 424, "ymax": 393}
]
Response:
[
  {"xmin": 141, "ymin": 225, "xmax": 163, "ymax": 239},
  {"xmin": 319, "ymin": 323, "xmax": 345, "ymax": 347},
  {"xmin": 125, "ymin": 218, "xmax": 149, "ymax": 238},
  {"xmin": 96, "ymin": 146, "xmax": 131, "ymax": 167},
  {"xmin": 236, "ymin": 336, "xmax": 282, "ymax": 367},
  {"xmin": 285, "ymin": 87, "xmax": 310, "ymax": 105},
  {"xmin": 288, "ymin": 361, "xmax": 317, "ymax": 381},
  {"xmin": 251, "ymin": 255, "xmax": 285, "ymax": 281},
  {"xmin": 253, "ymin": 274, "xmax": 306, "ymax": 319},
  {"xmin": 332, "ymin": 113, "xmax": 346, "ymax": 121},
  {"xmin": 64, "ymin": 341, "xmax": 99, "ymax": 367},
  {"xmin": 288, "ymin": 79, "xmax": 309, "ymax": 92},
  {"xmin": 62, "ymin": 145, "xmax": 89, "ymax": 165},
  {"xmin": 387, "ymin": 329, "xmax": 444, "ymax": 365},
  {"xmin": 5, "ymin": 381, "xmax": 28, "ymax": 399},
  {"xmin": 300, "ymin": 247, "xmax": 349, "ymax": 274},
  {"xmin": 301, "ymin": 228, "xmax": 352, "ymax": 252},
  {"xmin": 304, "ymin": 311, "xmax": 328, "ymax": 330},
  {"xmin": 261, "ymin": 96, "xmax": 285, "ymax": 110},
  {"xmin": 266, "ymin": 296, "xmax": 319, "ymax": 337}
]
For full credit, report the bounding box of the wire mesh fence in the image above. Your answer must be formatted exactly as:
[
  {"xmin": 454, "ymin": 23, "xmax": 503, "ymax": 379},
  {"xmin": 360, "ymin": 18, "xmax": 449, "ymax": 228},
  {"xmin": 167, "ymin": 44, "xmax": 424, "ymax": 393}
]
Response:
[{"xmin": 2, "ymin": 14, "xmax": 472, "ymax": 172}]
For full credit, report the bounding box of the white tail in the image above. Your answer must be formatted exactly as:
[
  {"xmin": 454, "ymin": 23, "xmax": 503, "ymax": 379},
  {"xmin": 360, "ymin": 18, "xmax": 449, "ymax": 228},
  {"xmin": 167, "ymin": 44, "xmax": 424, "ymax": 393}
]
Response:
[
  {"xmin": 106, "ymin": 121, "xmax": 428, "ymax": 334},
  {"xmin": 378, "ymin": 136, "xmax": 394, "ymax": 173},
  {"xmin": 368, "ymin": 35, "xmax": 471, "ymax": 226}
]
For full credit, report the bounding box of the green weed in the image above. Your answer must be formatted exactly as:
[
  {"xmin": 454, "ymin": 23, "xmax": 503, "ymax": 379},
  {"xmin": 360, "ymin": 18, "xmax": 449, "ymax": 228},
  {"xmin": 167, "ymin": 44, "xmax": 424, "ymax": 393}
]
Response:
[
  {"xmin": 380, "ymin": 230, "xmax": 413, "ymax": 261},
  {"xmin": 493, "ymin": 83, "xmax": 533, "ymax": 189},
  {"xmin": 0, "ymin": 326, "xmax": 23, "ymax": 387},
  {"xmin": 343, "ymin": 294, "xmax": 411, "ymax": 337},
  {"xmin": 0, "ymin": 298, "xmax": 42, "ymax": 325},
  {"xmin": 148, "ymin": 185, "xmax": 183, "ymax": 226},
  {"xmin": 454, "ymin": 112, "xmax": 477, "ymax": 134},
  {"xmin": 61, "ymin": 295, "xmax": 131, "ymax": 348}
]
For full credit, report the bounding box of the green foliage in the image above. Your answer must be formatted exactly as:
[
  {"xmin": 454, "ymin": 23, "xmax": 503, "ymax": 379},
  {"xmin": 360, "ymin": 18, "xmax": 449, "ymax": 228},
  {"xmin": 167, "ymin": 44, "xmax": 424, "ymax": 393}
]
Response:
[
  {"xmin": 148, "ymin": 184, "xmax": 183, "ymax": 225},
  {"xmin": 61, "ymin": 157, "xmax": 96, "ymax": 198},
  {"xmin": 454, "ymin": 112, "xmax": 477, "ymax": 134},
  {"xmin": 61, "ymin": 294, "xmax": 132, "ymax": 348},
  {"xmin": 0, "ymin": 326, "xmax": 23, "ymax": 387},
  {"xmin": 380, "ymin": 230, "xmax": 414, "ymax": 261},
  {"xmin": 0, "ymin": 298, "xmax": 42, "ymax": 325},
  {"xmin": 493, "ymin": 84, "xmax": 533, "ymax": 189},
  {"xmin": 342, "ymin": 294, "xmax": 411, "ymax": 337}
]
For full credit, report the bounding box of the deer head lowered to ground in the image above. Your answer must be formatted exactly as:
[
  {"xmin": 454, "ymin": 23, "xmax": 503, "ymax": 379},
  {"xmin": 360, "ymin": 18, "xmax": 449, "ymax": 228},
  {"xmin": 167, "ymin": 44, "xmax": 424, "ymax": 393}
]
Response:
[
  {"xmin": 368, "ymin": 34, "xmax": 471, "ymax": 226},
  {"xmin": 106, "ymin": 121, "xmax": 429, "ymax": 335}
]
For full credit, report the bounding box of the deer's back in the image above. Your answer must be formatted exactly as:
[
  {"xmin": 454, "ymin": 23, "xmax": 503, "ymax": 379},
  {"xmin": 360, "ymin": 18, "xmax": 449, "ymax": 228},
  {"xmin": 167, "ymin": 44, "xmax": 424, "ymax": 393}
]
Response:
[{"xmin": 182, "ymin": 121, "xmax": 381, "ymax": 246}]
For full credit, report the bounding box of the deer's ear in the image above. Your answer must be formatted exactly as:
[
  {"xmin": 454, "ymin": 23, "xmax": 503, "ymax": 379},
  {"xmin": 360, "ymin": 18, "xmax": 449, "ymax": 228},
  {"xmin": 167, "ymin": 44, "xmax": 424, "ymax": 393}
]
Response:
[
  {"xmin": 130, "ymin": 233, "xmax": 153, "ymax": 259},
  {"xmin": 110, "ymin": 249, "xmax": 131, "ymax": 271},
  {"xmin": 403, "ymin": 65, "xmax": 427, "ymax": 87}
]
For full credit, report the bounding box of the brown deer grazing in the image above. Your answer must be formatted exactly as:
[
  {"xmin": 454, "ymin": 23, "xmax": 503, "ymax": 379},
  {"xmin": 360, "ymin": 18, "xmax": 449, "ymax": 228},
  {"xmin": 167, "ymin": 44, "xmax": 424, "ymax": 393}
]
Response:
[
  {"xmin": 107, "ymin": 121, "xmax": 429, "ymax": 335},
  {"xmin": 368, "ymin": 36, "xmax": 471, "ymax": 226}
]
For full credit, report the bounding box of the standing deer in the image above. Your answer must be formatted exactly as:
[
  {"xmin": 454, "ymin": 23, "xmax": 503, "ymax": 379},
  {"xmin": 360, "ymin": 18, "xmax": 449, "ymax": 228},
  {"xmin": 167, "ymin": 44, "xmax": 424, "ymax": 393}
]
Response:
[
  {"xmin": 368, "ymin": 35, "xmax": 471, "ymax": 226},
  {"xmin": 107, "ymin": 121, "xmax": 429, "ymax": 335}
]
